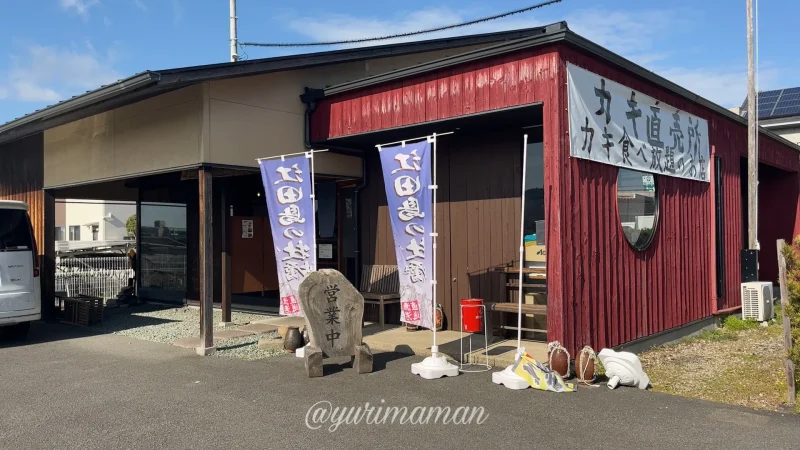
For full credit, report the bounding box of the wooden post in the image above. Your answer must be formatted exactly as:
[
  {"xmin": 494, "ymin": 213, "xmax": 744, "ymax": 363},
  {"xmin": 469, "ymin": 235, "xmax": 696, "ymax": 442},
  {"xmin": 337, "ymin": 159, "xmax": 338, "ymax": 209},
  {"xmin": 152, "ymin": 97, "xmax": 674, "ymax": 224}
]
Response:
[
  {"xmin": 221, "ymin": 183, "xmax": 232, "ymax": 324},
  {"xmin": 42, "ymin": 190, "xmax": 56, "ymax": 319},
  {"xmin": 746, "ymin": 0, "xmax": 758, "ymax": 250},
  {"xmin": 777, "ymin": 239, "xmax": 796, "ymax": 405},
  {"xmin": 198, "ymin": 167, "xmax": 215, "ymax": 355}
]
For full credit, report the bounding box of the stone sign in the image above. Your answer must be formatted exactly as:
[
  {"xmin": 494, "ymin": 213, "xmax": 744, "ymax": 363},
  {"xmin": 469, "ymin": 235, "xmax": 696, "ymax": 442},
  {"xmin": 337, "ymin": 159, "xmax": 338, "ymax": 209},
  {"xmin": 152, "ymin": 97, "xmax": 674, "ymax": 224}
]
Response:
[{"xmin": 298, "ymin": 269, "xmax": 373, "ymax": 377}]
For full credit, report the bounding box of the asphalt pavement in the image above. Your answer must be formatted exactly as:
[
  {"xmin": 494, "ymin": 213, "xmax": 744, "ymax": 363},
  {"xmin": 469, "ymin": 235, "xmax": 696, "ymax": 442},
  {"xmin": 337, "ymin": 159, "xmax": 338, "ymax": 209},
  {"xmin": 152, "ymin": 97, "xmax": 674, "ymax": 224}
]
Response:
[{"xmin": 0, "ymin": 322, "xmax": 798, "ymax": 450}]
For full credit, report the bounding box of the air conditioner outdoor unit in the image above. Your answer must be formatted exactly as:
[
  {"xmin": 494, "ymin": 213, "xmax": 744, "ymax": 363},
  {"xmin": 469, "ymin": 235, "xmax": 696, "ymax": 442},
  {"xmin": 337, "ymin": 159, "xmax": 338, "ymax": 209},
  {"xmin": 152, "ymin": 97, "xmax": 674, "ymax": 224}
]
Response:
[{"xmin": 740, "ymin": 282, "xmax": 774, "ymax": 322}]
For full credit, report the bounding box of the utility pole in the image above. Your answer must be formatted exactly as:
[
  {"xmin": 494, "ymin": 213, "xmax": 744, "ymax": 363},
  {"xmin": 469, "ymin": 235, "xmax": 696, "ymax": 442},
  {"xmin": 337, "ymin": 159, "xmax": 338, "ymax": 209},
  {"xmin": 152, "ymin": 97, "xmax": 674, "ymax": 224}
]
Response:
[
  {"xmin": 746, "ymin": 0, "xmax": 758, "ymax": 250},
  {"xmin": 230, "ymin": 0, "xmax": 239, "ymax": 62}
]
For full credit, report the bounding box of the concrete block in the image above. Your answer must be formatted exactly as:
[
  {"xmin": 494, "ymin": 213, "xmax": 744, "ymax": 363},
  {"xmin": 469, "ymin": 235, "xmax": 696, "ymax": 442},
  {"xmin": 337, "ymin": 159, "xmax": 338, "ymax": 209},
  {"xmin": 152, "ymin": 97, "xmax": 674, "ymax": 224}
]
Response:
[
  {"xmin": 305, "ymin": 346, "xmax": 323, "ymax": 378},
  {"xmin": 354, "ymin": 343, "xmax": 373, "ymax": 374},
  {"xmin": 214, "ymin": 329, "xmax": 256, "ymax": 340},
  {"xmin": 238, "ymin": 323, "xmax": 279, "ymax": 334}
]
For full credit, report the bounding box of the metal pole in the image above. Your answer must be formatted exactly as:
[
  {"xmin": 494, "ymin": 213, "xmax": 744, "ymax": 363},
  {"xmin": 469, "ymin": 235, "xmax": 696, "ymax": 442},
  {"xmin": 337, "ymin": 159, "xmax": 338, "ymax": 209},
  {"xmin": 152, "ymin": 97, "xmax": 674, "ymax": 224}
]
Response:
[
  {"xmin": 376, "ymin": 132, "xmax": 454, "ymax": 149},
  {"xmin": 229, "ymin": 0, "xmax": 238, "ymax": 62},
  {"xmin": 256, "ymin": 149, "xmax": 328, "ymax": 162},
  {"xmin": 517, "ymin": 134, "xmax": 529, "ymax": 352},
  {"xmin": 746, "ymin": 0, "xmax": 758, "ymax": 251},
  {"xmin": 430, "ymin": 134, "xmax": 438, "ymax": 350},
  {"xmin": 308, "ymin": 151, "xmax": 318, "ymax": 270}
]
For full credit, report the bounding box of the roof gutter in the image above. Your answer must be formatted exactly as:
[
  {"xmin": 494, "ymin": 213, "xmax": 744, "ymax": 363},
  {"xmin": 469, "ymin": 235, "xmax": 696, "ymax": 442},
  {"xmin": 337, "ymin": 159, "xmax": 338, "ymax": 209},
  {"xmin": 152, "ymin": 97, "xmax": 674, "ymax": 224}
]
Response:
[
  {"xmin": 324, "ymin": 23, "xmax": 569, "ymax": 96},
  {"xmin": 300, "ymin": 87, "xmax": 325, "ymax": 150},
  {"xmin": 317, "ymin": 22, "xmax": 800, "ymax": 154},
  {"xmin": 0, "ymin": 71, "xmax": 159, "ymax": 140}
]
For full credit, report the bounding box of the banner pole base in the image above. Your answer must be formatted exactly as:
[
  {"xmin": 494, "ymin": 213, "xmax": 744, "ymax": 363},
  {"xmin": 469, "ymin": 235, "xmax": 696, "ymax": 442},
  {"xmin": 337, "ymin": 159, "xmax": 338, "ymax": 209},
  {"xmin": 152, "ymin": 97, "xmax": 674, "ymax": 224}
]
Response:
[
  {"xmin": 491, "ymin": 365, "xmax": 529, "ymax": 390},
  {"xmin": 411, "ymin": 352, "xmax": 459, "ymax": 380}
]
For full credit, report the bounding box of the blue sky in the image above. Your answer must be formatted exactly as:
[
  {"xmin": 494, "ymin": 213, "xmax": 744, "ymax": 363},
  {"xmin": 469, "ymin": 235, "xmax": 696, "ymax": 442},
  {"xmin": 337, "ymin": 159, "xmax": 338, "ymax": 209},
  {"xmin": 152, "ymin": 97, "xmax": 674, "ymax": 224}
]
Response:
[{"xmin": 1, "ymin": 0, "xmax": 798, "ymax": 124}]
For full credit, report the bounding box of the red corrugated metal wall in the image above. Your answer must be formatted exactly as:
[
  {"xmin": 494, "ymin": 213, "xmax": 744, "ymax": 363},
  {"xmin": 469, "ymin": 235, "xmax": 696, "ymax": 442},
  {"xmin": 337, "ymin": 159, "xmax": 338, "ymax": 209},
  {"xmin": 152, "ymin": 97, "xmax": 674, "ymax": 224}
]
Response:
[
  {"xmin": 312, "ymin": 46, "xmax": 567, "ymax": 340},
  {"xmin": 310, "ymin": 47, "xmax": 562, "ymax": 141},
  {"xmin": 310, "ymin": 43, "xmax": 800, "ymax": 354},
  {"xmin": 559, "ymin": 47, "xmax": 799, "ymax": 352},
  {"xmin": 758, "ymin": 164, "xmax": 799, "ymax": 284}
]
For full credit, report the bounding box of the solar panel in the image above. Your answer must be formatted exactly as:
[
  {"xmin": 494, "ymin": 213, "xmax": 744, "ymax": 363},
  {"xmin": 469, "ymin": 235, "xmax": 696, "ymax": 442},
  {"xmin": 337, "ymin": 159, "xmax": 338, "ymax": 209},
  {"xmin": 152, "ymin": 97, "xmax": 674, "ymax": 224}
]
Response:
[
  {"xmin": 772, "ymin": 104, "xmax": 800, "ymax": 117},
  {"xmin": 779, "ymin": 93, "xmax": 800, "ymax": 102},
  {"xmin": 770, "ymin": 91, "xmax": 800, "ymax": 117},
  {"xmin": 743, "ymin": 87, "xmax": 800, "ymax": 118}
]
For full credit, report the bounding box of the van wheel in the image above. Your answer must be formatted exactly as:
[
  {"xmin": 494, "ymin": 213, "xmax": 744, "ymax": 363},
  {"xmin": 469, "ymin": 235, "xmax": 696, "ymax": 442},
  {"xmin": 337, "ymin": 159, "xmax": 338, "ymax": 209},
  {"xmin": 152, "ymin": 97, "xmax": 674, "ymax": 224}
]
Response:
[{"xmin": 2, "ymin": 322, "xmax": 30, "ymax": 341}]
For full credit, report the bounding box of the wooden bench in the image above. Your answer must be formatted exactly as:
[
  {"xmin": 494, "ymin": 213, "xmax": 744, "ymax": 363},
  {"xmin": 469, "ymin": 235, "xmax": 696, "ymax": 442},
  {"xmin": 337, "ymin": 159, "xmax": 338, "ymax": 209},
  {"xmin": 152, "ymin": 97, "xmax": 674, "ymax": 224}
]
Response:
[
  {"xmin": 486, "ymin": 264, "xmax": 548, "ymax": 339},
  {"xmin": 487, "ymin": 302, "xmax": 547, "ymax": 335},
  {"xmin": 359, "ymin": 265, "xmax": 401, "ymax": 329}
]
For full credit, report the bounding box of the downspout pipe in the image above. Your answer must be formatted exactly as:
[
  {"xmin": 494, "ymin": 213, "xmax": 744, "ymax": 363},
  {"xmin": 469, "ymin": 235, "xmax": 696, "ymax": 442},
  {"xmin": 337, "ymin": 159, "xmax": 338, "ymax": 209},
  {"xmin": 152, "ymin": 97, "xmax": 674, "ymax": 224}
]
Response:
[
  {"xmin": 300, "ymin": 87, "xmax": 369, "ymax": 288},
  {"xmin": 300, "ymin": 87, "xmax": 325, "ymax": 150},
  {"xmin": 353, "ymin": 156, "xmax": 368, "ymax": 289}
]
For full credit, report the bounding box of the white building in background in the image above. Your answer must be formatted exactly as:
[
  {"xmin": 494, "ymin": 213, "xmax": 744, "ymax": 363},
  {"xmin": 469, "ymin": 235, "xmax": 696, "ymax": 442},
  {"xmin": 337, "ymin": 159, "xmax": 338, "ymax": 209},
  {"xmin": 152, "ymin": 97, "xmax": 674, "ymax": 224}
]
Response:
[{"xmin": 55, "ymin": 200, "xmax": 136, "ymax": 243}]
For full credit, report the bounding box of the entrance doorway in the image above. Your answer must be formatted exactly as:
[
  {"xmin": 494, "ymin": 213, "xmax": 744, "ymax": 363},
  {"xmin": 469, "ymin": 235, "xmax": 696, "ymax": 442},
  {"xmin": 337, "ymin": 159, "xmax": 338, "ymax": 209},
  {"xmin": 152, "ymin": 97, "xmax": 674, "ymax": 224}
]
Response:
[{"xmin": 226, "ymin": 174, "xmax": 359, "ymax": 313}]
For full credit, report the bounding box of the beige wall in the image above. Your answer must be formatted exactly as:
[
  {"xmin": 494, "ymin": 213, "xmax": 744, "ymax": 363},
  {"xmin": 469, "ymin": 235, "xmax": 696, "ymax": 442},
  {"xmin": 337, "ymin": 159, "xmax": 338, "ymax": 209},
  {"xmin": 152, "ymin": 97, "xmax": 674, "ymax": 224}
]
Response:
[
  {"xmin": 44, "ymin": 85, "xmax": 204, "ymax": 188},
  {"xmin": 44, "ymin": 44, "xmax": 493, "ymax": 186},
  {"xmin": 771, "ymin": 126, "xmax": 800, "ymax": 145},
  {"xmin": 206, "ymin": 45, "xmax": 489, "ymax": 176}
]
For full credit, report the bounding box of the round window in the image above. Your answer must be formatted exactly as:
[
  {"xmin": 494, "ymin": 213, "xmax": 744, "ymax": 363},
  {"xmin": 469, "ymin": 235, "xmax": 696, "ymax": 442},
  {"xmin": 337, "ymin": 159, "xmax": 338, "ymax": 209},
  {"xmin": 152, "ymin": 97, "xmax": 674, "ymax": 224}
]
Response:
[{"xmin": 617, "ymin": 168, "xmax": 658, "ymax": 251}]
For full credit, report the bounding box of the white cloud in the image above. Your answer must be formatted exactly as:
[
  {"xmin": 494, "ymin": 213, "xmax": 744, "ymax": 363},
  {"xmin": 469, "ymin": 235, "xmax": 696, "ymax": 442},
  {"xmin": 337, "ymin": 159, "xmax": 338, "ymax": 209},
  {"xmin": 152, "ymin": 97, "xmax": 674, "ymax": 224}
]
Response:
[
  {"xmin": 0, "ymin": 43, "xmax": 122, "ymax": 103},
  {"xmin": 656, "ymin": 66, "xmax": 782, "ymax": 108},
  {"xmin": 103, "ymin": 15, "xmax": 112, "ymax": 27},
  {"xmin": 172, "ymin": 0, "xmax": 184, "ymax": 24},
  {"xmin": 280, "ymin": 6, "xmax": 782, "ymax": 107},
  {"xmin": 59, "ymin": 0, "xmax": 100, "ymax": 20},
  {"xmin": 13, "ymin": 80, "xmax": 61, "ymax": 102},
  {"xmin": 286, "ymin": 8, "xmax": 468, "ymax": 45},
  {"xmin": 133, "ymin": 0, "xmax": 148, "ymax": 12}
]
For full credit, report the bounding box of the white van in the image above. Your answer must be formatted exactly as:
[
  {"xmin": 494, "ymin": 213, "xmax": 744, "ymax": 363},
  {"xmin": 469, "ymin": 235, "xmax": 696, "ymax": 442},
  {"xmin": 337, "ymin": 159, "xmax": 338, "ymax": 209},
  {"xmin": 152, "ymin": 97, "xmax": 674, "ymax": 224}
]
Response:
[{"xmin": 0, "ymin": 200, "xmax": 40, "ymax": 339}]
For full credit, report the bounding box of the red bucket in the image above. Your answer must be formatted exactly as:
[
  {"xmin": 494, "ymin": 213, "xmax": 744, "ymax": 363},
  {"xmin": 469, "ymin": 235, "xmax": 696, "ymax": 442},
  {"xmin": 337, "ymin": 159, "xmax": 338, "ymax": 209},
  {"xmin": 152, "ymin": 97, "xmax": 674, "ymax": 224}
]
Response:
[{"xmin": 460, "ymin": 299, "xmax": 484, "ymax": 333}]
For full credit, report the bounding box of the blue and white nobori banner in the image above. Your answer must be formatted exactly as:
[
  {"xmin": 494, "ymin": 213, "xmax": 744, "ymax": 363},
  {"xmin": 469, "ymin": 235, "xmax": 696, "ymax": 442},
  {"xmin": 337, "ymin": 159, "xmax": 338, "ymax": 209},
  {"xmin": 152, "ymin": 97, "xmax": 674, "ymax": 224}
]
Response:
[
  {"xmin": 379, "ymin": 140, "xmax": 434, "ymax": 330},
  {"xmin": 259, "ymin": 154, "xmax": 316, "ymax": 317}
]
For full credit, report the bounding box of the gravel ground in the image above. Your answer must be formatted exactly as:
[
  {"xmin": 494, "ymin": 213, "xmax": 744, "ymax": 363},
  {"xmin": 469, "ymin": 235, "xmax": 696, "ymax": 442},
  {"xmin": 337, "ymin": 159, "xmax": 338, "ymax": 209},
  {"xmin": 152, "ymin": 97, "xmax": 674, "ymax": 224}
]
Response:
[
  {"xmin": 102, "ymin": 305, "xmax": 271, "ymax": 345},
  {"xmin": 213, "ymin": 331, "xmax": 288, "ymax": 360},
  {"xmin": 640, "ymin": 318, "xmax": 794, "ymax": 411}
]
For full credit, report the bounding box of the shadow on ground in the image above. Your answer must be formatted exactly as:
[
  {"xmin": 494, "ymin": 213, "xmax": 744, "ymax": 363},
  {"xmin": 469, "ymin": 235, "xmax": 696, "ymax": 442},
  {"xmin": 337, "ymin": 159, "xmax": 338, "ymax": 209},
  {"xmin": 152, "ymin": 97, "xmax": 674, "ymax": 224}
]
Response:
[
  {"xmin": 316, "ymin": 348, "xmax": 415, "ymax": 376},
  {"xmin": 0, "ymin": 304, "xmax": 179, "ymax": 349}
]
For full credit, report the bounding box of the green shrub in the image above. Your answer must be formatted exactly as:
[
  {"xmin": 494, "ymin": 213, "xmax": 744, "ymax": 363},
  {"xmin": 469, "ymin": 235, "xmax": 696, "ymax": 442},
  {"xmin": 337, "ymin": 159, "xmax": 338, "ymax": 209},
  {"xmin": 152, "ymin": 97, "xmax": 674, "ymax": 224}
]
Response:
[
  {"xmin": 779, "ymin": 237, "xmax": 800, "ymax": 384},
  {"xmin": 721, "ymin": 315, "xmax": 761, "ymax": 331}
]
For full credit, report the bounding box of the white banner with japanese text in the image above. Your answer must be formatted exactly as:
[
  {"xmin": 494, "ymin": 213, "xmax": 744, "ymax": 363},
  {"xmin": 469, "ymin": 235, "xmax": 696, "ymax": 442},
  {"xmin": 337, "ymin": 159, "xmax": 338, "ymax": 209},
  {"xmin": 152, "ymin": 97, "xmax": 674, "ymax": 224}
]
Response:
[
  {"xmin": 567, "ymin": 63, "xmax": 710, "ymax": 182},
  {"xmin": 378, "ymin": 140, "xmax": 434, "ymax": 330},
  {"xmin": 259, "ymin": 154, "xmax": 316, "ymax": 317}
]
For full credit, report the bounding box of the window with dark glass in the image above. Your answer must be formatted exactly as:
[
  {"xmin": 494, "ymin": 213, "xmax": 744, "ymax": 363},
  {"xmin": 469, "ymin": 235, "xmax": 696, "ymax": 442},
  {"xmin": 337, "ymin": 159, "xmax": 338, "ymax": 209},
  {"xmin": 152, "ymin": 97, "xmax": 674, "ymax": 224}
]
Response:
[
  {"xmin": 69, "ymin": 225, "xmax": 80, "ymax": 241},
  {"xmin": 0, "ymin": 210, "xmax": 33, "ymax": 251},
  {"xmin": 523, "ymin": 128, "xmax": 545, "ymax": 268},
  {"xmin": 617, "ymin": 168, "xmax": 658, "ymax": 251}
]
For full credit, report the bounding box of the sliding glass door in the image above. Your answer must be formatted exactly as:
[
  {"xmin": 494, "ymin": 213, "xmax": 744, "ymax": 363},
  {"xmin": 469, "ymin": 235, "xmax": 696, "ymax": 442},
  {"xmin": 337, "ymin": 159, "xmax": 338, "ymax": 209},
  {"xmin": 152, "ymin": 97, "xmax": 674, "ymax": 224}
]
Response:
[{"xmin": 138, "ymin": 202, "xmax": 187, "ymax": 303}]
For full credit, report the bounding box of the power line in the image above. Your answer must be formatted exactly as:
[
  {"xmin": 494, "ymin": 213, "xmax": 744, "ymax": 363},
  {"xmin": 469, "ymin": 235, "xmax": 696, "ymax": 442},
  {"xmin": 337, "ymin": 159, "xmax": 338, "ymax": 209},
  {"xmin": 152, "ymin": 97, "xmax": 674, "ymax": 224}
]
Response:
[{"xmin": 240, "ymin": 0, "xmax": 563, "ymax": 48}]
